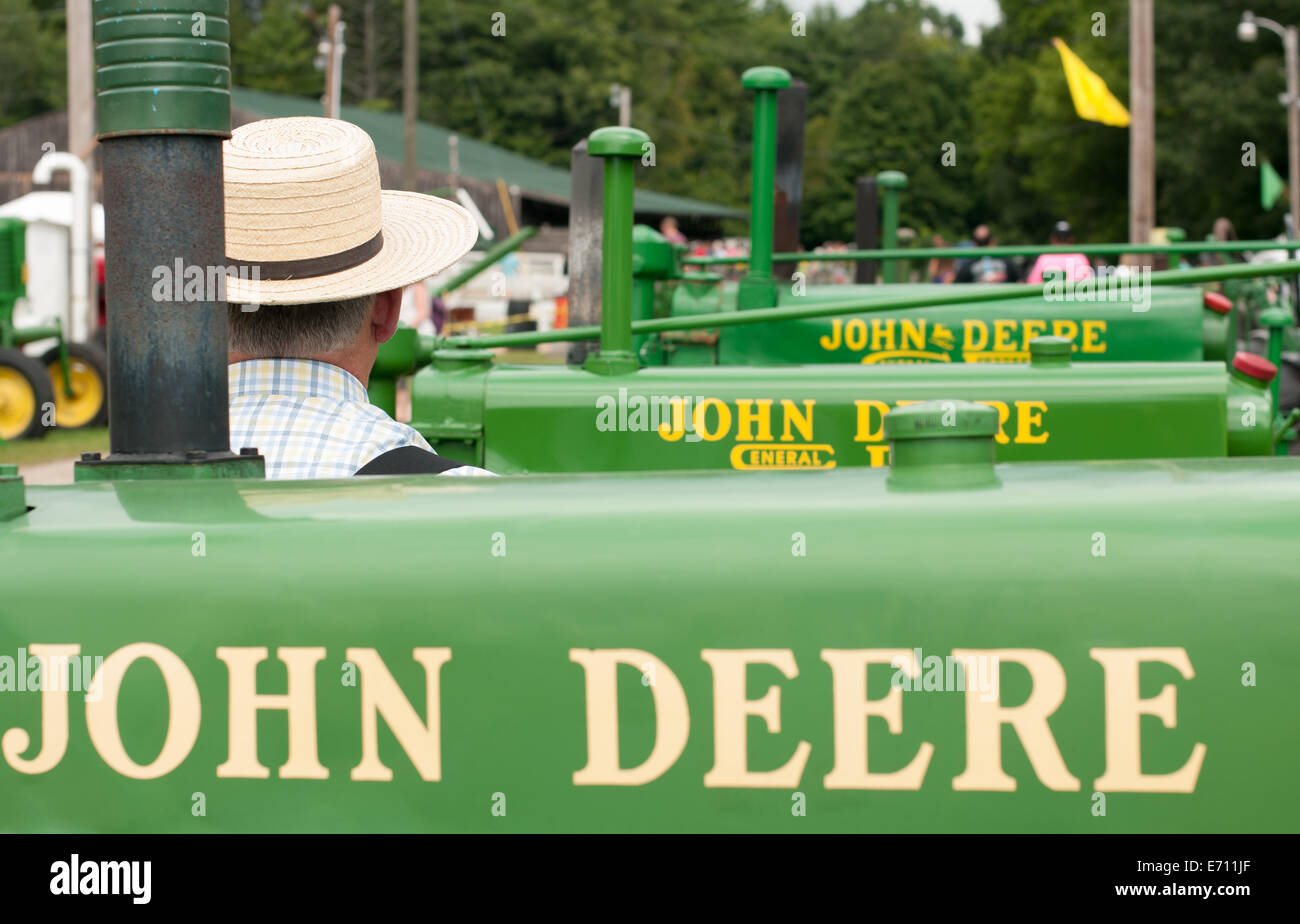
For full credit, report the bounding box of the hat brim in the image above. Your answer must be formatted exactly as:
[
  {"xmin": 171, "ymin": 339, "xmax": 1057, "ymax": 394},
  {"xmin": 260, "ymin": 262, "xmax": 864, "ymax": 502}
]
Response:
[{"xmin": 225, "ymin": 190, "xmax": 478, "ymax": 305}]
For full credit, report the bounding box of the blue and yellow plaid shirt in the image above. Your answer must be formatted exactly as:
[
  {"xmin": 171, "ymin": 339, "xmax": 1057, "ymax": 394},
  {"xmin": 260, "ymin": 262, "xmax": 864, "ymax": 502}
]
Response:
[{"xmin": 229, "ymin": 358, "xmax": 491, "ymax": 480}]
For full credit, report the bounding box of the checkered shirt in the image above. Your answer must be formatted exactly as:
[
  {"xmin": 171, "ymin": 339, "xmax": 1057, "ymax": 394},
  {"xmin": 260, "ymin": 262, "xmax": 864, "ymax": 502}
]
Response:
[{"xmin": 229, "ymin": 358, "xmax": 492, "ymax": 480}]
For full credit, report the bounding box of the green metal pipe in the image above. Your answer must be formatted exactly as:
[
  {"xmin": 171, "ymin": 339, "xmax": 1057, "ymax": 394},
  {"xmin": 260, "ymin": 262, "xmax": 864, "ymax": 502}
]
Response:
[
  {"xmin": 747, "ymin": 91, "xmax": 776, "ymax": 280},
  {"xmin": 83, "ymin": 0, "xmax": 263, "ymax": 481},
  {"xmin": 1259, "ymin": 305, "xmax": 1290, "ymax": 455},
  {"xmin": 737, "ymin": 67, "xmax": 791, "ymax": 310},
  {"xmin": 582, "ymin": 127, "xmax": 646, "ymax": 375},
  {"xmin": 442, "ymin": 258, "xmax": 1300, "ymax": 350},
  {"xmin": 742, "ymin": 68, "xmax": 789, "ymax": 283},
  {"xmin": 427, "ymin": 225, "xmax": 538, "ymax": 297},
  {"xmin": 683, "ymin": 240, "xmax": 1287, "ymax": 266},
  {"xmin": 11, "ymin": 324, "xmax": 63, "ymax": 345},
  {"xmin": 876, "ymin": 170, "xmax": 908, "ymax": 283}
]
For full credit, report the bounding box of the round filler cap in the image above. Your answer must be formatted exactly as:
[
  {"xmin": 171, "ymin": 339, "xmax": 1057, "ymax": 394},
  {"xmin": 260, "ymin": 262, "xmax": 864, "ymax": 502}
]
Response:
[
  {"xmin": 1203, "ymin": 291, "xmax": 1232, "ymax": 314},
  {"xmin": 741, "ymin": 66, "xmax": 792, "ymax": 90},
  {"xmin": 875, "ymin": 170, "xmax": 909, "ymax": 190},
  {"xmin": 587, "ymin": 126, "xmax": 651, "ymax": 158},
  {"xmin": 884, "ymin": 399, "xmax": 998, "ymax": 441},
  {"xmin": 1029, "ymin": 335, "xmax": 1072, "ymax": 366},
  {"xmin": 1232, "ymin": 352, "xmax": 1278, "ymax": 384},
  {"xmin": 885, "ymin": 400, "xmax": 1000, "ymax": 491}
]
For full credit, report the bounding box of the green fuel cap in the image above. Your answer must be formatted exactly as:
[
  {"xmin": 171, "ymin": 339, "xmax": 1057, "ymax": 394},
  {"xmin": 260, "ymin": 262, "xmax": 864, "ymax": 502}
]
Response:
[
  {"xmin": 588, "ymin": 126, "xmax": 651, "ymax": 158},
  {"xmin": 885, "ymin": 400, "xmax": 1000, "ymax": 491},
  {"xmin": 875, "ymin": 170, "xmax": 909, "ymax": 190},
  {"xmin": 93, "ymin": 0, "xmax": 232, "ymax": 138},
  {"xmin": 1029, "ymin": 335, "xmax": 1072, "ymax": 367},
  {"xmin": 741, "ymin": 66, "xmax": 792, "ymax": 90}
]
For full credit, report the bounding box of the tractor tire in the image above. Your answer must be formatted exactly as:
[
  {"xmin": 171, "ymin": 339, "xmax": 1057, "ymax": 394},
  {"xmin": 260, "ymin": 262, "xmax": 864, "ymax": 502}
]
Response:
[
  {"xmin": 41, "ymin": 341, "xmax": 109, "ymax": 429},
  {"xmin": 0, "ymin": 348, "xmax": 54, "ymax": 441}
]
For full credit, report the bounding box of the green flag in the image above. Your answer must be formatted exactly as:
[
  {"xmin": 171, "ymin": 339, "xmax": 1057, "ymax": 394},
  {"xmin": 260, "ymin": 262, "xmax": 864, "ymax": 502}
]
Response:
[{"xmin": 1262, "ymin": 159, "xmax": 1285, "ymax": 210}]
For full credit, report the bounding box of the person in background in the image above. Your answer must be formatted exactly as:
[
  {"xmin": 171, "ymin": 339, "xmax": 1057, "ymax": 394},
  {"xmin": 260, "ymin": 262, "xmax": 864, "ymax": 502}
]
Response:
[
  {"xmin": 660, "ymin": 216, "xmax": 687, "ymax": 245},
  {"xmin": 1201, "ymin": 217, "xmax": 1245, "ymax": 266},
  {"xmin": 400, "ymin": 278, "xmax": 431, "ymax": 333},
  {"xmin": 429, "ymin": 295, "xmax": 449, "ymax": 334},
  {"xmin": 1026, "ymin": 221, "xmax": 1093, "ymax": 284},
  {"xmin": 928, "ymin": 234, "xmax": 956, "ymax": 283},
  {"xmin": 224, "ymin": 116, "xmax": 493, "ymax": 479},
  {"xmin": 955, "ymin": 224, "xmax": 1019, "ymax": 283}
]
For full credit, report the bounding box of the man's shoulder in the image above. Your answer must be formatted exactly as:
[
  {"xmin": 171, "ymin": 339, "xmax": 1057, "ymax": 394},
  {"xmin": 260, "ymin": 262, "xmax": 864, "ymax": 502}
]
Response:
[
  {"xmin": 338, "ymin": 401, "xmax": 432, "ymax": 455},
  {"xmin": 337, "ymin": 398, "xmax": 425, "ymax": 435}
]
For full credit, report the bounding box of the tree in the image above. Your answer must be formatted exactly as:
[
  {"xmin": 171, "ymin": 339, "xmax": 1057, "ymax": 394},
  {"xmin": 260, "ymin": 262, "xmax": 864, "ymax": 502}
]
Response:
[
  {"xmin": 230, "ymin": 0, "xmax": 323, "ymax": 98},
  {"xmin": 0, "ymin": 0, "xmax": 66, "ymax": 129}
]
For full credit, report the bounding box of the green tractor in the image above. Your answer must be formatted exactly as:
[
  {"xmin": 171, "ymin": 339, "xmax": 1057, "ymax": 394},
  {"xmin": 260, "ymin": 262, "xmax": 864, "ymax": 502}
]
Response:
[{"xmin": 0, "ymin": 216, "xmax": 108, "ymax": 441}]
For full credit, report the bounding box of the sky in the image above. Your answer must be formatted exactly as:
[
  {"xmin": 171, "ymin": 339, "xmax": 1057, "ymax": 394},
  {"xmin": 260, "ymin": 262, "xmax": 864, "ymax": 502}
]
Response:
[{"xmin": 784, "ymin": 0, "xmax": 1003, "ymax": 44}]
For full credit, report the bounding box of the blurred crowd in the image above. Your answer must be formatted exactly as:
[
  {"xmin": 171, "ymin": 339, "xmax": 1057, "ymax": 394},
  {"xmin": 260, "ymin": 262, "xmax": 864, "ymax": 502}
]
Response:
[{"xmin": 672, "ymin": 214, "xmax": 1255, "ymax": 286}]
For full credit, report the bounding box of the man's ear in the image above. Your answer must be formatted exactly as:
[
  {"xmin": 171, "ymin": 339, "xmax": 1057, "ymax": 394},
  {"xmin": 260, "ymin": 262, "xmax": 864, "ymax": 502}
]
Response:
[{"xmin": 371, "ymin": 288, "xmax": 403, "ymax": 344}]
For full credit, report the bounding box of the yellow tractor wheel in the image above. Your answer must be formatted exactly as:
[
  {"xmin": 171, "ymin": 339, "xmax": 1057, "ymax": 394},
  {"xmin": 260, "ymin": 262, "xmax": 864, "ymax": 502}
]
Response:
[
  {"xmin": 41, "ymin": 341, "xmax": 108, "ymax": 429},
  {"xmin": 0, "ymin": 348, "xmax": 53, "ymax": 441}
]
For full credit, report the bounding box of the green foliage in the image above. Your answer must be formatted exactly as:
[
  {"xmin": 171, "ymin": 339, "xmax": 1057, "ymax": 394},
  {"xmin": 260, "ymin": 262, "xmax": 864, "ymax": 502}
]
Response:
[
  {"xmin": 11, "ymin": 0, "xmax": 1300, "ymax": 247},
  {"xmin": 973, "ymin": 0, "xmax": 1300, "ymax": 243},
  {"xmin": 230, "ymin": 0, "xmax": 323, "ymax": 98},
  {"xmin": 0, "ymin": 0, "xmax": 66, "ymax": 129}
]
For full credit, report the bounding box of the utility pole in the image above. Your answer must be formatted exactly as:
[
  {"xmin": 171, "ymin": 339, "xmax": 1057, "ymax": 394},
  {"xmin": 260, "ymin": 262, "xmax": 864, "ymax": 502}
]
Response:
[
  {"xmin": 403, "ymin": 0, "xmax": 417, "ymax": 190},
  {"xmin": 1129, "ymin": 0, "xmax": 1156, "ymax": 251},
  {"xmin": 610, "ymin": 84, "xmax": 631, "ymax": 127},
  {"xmin": 330, "ymin": 18, "xmax": 347, "ymax": 119},
  {"xmin": 321, "ymin": 4, "xmax": 340, "ymax": 117},
  {"xmin": 66, "ymin": 0, "xmax": 96, "ymax": 331},
  {"xmin": 66, "ymin": 0, "xmax": 94, "ymax": 161},
  {"xmin": 1285, "ymin": 25, "xmax": 1300, "ymax": 239},
  {"xmin": 1238, "ymin": 11, "xmax": 1300, "ymax": 304}
]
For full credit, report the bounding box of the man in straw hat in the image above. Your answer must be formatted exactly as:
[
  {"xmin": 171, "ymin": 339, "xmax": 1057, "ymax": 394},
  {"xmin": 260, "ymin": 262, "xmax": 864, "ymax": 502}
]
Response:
[{"xmin": 223, "ymin": 117, "xmax": 492, "ymax": 478}]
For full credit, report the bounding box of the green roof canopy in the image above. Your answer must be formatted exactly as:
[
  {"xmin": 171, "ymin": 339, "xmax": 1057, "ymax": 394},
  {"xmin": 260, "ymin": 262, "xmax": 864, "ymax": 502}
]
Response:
[{"xmin": 231, "ymin": 88, "xmax": 746, "ymax": 219}]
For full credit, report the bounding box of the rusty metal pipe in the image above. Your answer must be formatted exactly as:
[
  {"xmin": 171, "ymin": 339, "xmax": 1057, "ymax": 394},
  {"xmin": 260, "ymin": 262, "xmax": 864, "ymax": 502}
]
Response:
[{"xmin": 101, "ymin": 135, "xmax": 231, "ymax": 455}]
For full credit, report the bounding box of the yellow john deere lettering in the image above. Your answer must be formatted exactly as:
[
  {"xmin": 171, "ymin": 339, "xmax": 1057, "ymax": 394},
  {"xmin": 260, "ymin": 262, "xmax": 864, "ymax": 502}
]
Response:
[
  {"xmin": 655, "ymin": 396, "xmax": 1049, "ymax": 469},
  {"xmin": 658, "ymin": 398, "xmax": 835, "ymax": 469},
  {"xmin": 818, "ymin": 317, "xmax": 1107, "ymax": 363}
]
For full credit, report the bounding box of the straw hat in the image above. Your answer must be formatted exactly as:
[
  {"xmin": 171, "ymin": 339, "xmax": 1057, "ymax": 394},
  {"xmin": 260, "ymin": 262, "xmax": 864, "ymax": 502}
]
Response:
[{"xmin": 223, "ymin": 117, "xmax": 478, "ymax": 305}]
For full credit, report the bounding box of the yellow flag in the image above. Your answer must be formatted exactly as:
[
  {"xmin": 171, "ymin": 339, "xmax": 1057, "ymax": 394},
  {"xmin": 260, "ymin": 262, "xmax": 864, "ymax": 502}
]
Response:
[{"xmin": 1052, "ymin": 37, "xmax": 1131, "ymax": 127}]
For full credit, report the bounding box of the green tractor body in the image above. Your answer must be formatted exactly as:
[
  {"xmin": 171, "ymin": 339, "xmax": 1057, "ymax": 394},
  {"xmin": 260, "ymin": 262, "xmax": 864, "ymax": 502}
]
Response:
[
  {"xmin": 2, "ymin": 452, "xmax": 1298, "ymax": 832},
  {"xmin": 411, "ymin": 345, "xmax": 1276, "ymax": 474}
]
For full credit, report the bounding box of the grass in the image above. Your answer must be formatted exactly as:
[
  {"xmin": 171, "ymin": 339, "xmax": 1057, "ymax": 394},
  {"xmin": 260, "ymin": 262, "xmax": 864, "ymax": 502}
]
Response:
[{"xmin": 0, "ymin": 427, "xmax": 109, "ymax": 466}]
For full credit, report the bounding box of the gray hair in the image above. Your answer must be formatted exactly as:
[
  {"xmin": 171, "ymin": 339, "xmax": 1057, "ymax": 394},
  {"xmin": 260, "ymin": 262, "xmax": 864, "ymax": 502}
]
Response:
[{"xmin": 227, "ymin": 295, "xmax": 375, "ymax": 357}]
